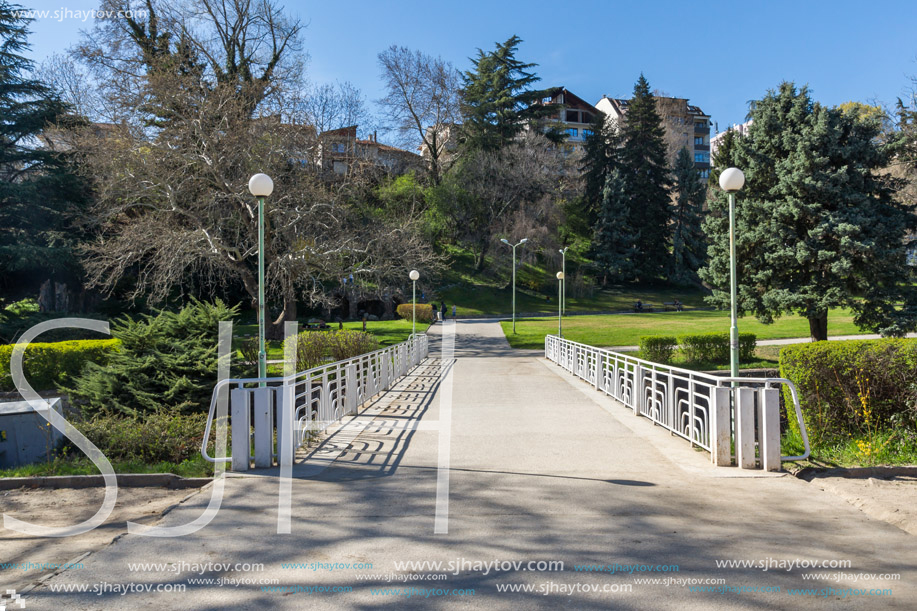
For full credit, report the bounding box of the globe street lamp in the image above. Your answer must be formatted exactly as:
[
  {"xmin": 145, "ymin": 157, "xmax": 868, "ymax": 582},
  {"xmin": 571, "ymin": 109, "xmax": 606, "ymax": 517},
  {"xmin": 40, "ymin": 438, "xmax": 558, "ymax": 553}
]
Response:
[
  {"xmin": 248, "ymin": 173, "xmax": 273, "ymax": 383},
  {"xmin": 409, "ymin": 269, "xmax": 420, "ymax": 335},
  {"xmin": 558, "ymin": 247, "xmax": 568, "ymax": 316},
  {"xmin": 500, "ymin": 238, "xmax": 528, "ymax": 334},
  {"xmin": 556, "ymin": 271, "xmax": 564, "ymax": 337},
  {"xmin": 719, "ymin": 167, "xmax": 745, "ymax": 383}
]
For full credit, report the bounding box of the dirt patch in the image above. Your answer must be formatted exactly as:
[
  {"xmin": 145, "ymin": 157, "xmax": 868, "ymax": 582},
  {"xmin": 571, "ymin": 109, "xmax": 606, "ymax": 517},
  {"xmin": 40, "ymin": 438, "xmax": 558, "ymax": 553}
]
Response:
[
  {"xmin": 0, "ymin": 485, "xmax": 204, "ymax": 592},
  {"xmin": 802, "ymin": 471, "xmax": 917, "ymax": 535}
]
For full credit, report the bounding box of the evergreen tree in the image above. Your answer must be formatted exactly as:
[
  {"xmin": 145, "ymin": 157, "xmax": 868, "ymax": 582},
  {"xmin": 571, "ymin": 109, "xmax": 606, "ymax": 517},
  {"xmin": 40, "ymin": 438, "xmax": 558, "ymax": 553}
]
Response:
[
  {"xmin": 594, "ymin": 170, "xmax": 636, "ymax": 283},
  {"xmin": 0, "ymin": 2, "xmax": 85, "ymax": 303},
  {"xmin": 580, "ymin": 110, "xmax": 616, "ymax": 226},
  {"xmin": 700, "ymin": 82, "xmax": 917, "ymax": 340},
  {"xmin": 668, "ymin": 147, "xmax": 706, "ymax": 284},
  {"xmin": 460, "ymin": 35, "xmax": 560, "ymax": 152},
  {"xmin": 617, "ymin": 75, "xmax": 672, "ymax": 280}
]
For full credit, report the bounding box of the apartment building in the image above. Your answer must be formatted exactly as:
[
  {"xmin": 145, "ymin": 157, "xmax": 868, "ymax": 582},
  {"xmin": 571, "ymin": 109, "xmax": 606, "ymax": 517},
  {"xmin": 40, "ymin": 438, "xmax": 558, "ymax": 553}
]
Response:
[
  {"xmin": 595, "ymin": 95, "xmax": 712, "ymax": 178},
  {"xmin": 535, "ymin": 87, "xmax": 599, "ymax": 154},
  {"xmin": 710, "ymin": 119, "xmax": 752, "ymax": 162}
]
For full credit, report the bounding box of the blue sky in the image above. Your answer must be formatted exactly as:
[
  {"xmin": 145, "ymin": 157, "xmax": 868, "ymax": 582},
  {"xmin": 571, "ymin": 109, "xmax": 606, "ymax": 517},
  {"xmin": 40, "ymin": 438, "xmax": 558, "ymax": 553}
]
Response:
[{"xmin": 22, "ymin": 0, "xmax": 917, "ymax": 134}]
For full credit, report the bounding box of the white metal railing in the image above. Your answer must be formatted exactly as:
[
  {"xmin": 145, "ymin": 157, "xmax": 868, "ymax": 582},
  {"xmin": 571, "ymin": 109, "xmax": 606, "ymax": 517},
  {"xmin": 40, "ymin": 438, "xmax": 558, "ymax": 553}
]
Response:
[
  {"xmin": 201, "ymin": 333, "xmax": 428, "ymax": 470},
  {"xmin": 545, "ymin": 335, "xmax": 809, "ymax": 471}
]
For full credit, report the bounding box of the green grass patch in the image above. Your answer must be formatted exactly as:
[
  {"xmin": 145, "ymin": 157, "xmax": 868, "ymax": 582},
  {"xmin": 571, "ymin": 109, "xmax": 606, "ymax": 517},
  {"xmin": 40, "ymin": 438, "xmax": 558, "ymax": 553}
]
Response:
[
  {"xmin": 782, "ymin": 428, "xmax": 917, "ymax": 467},
  {"xmin": 500, "ymin": 309, "xmax": 861, "ymax": 350},
  {"xmin": 234, "ymin": 319, "xmax": 431, "ymax": 360},
  {"xmin": 0, "ymin": 454, "xmax": 215, "ymax": 479}
]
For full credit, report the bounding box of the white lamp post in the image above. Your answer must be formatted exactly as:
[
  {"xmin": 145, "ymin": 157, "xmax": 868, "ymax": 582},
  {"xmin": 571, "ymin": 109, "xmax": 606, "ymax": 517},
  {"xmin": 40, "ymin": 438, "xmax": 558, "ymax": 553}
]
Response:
[
  {"xmin": 558, "ymin": 247, "xmax": 568, "ymax": 316},
  {"xmin": 248, "ymin": 173, "xmax": 273, "ymax": 383},
  {"xmin": 409, "ymin": 269, "xmax": 420, "ymax": 335},
  {"xmin": 556, "ymin": 271, "xmax": 564, "ymax": 337},
  {"xmin": 719, "ymin": 167, "xmax": 745, "ymax": 383},
  {"xmin": 500, "ymin": 238, "xmax": 528, "ymax": 334}
]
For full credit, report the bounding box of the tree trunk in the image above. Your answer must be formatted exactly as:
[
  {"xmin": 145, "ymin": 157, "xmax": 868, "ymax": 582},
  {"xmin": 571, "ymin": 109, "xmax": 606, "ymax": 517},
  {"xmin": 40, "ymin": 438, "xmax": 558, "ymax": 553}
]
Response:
[
  {"xmin": 474, "ymin": 240, "xmax": 489, "ymax": 273},
  {"xmin": 808, "ymin": 312, "xmax": 828, "ymax": 341},
  {"xmin": 268, "ymin": 292, "xmax": 297, "ymax": 340}
]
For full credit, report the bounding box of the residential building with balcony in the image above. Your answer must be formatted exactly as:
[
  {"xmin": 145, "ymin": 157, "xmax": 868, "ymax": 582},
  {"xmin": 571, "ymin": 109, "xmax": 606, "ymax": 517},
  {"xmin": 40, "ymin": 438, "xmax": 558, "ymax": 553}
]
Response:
[
  {"xmin": 534, "ymin": 87, "xmax": 598, "ymax": 154},
  {"xmin": 710, "ymin": 119, "xmax": 753, "ymax": 162},
  {"xmin": 595, "ymin": 94, "xmax": 712, "ymax": 178}
]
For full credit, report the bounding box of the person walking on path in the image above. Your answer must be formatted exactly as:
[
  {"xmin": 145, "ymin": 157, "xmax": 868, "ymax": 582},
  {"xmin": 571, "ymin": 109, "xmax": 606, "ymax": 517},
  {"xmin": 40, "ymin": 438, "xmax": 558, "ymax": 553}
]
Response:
[
  {"xmin": 452, "ymin": 304, "xmax": 456, "ymax": 319},
  {"xmin": 441, "ymin": 303, "xmax": 447, "ymax": 322}
]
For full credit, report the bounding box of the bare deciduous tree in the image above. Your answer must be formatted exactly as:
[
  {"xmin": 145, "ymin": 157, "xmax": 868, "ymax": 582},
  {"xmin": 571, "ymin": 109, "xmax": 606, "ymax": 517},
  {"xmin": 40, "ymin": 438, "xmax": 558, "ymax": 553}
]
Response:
[{"xmin": 378, "ymin": 45, "xmax": 461, "ymax": 184}]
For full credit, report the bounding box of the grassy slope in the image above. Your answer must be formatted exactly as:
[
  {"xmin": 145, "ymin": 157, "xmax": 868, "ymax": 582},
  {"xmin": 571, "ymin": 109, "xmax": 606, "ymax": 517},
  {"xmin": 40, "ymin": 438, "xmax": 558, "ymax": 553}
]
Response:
[
  {"xmin": 437, "ymin": 246, "xmax": 710, "ymax": 317},
  {"xmin": 499, "ymin": 309, "xmax": 861, "ymax": 350}
]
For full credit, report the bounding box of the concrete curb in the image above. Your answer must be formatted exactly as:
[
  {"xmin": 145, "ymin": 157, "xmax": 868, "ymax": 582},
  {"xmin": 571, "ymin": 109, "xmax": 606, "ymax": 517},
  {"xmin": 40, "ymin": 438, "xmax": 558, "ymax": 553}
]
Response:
[
  {"xmin": 794, "ymin": 465, "xmax": 917, "ymax": 481},
  {"xmin": 0, "ymin": 473, "xmax": 212, "ymax": 490}
]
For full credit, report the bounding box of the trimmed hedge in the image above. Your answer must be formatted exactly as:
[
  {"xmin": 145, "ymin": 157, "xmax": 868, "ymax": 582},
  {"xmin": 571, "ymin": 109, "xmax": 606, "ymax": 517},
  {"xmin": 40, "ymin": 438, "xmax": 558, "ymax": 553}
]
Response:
[
  {"xmin": 679, "ymin": 332, "xmax": 756, "ymax": 364},
  {"xmin": 0, "ymin": 339, "xmax": 120, "ymax": 391},
  {"xmin": 396, "ymin": 303, "xmax": 434, "ymax": 323},
  {"xmin": 639, "ymin": 336, "xmax": 677, "ymax": 364},
  {"xmin": 779, "ymin": 339, "xmax": 917, "ymax": 443}
]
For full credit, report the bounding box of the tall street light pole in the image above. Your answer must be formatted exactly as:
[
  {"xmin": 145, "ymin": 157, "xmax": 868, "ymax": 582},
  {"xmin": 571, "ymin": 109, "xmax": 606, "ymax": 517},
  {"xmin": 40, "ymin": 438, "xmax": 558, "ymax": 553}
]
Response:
[
  {"xmin": 556, "ymin": 271, "xmax": 564, "ymax": 337},
  {"xmin": 248, "ymin": 173, "xmax": 274, "ymax": 384},
  {"xmin": 558, "ymin": 247, "xmax": 568, "ymax": 316},
  {"xmin": 719, "ymin": 167, "xmax": 745, "ymax": 383},
  {"xmin": 409, "ymin": 269, "xmax": 420, "ymax": 335},
  {"xmin": 501, "ymin": 238, "xmax": 528, "ymax": 334}
]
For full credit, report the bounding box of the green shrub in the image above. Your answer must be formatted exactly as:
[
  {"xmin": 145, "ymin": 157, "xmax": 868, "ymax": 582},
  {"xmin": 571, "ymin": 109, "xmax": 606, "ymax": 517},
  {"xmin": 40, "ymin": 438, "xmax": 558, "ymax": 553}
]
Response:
[
  {"xmin": 779, "ymin": 339, "xmax": 917, "ymax": 444},
  {"xmin": 286, "ymin": 329, "xmax": 381, "ymax": 371},
  {"xmin": 678, "ymin": 332, "xmax": 756, "ymax": 363},
  {"xmin": 639, "ymin": 336, "xmax": 677, "ymax": 364},
  {"xmin": 328, "ymin": 329, "xmax": 380, "ymax": 362},
  {"xmin": 0, "ymin": 339, "xmax": 120, "ymax": 391},
  {"xmin": 396, "ymin": 303, "xmax": 434, "ymax": 323},
  {"xmin": 65, "ymin": 299, "xmax": 238, "ymax": 416},
  {"xmin": 73, "ymin": 411, "xmax": 209, "ymax": 464}
]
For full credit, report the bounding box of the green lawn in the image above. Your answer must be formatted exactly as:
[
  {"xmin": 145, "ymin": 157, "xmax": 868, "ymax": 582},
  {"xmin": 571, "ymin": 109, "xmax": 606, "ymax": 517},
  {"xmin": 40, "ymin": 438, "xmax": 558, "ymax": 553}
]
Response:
[
  {"xmin": 499, "ymin": 309, "xmax": 862, "ymax": 350},
  {"xmin": 234, "ymin": 318, "xmax": 431, "ymax": 360},
  {"xmin": 436, "ymin": 244, "xmax": 710, "ymax": 317}
]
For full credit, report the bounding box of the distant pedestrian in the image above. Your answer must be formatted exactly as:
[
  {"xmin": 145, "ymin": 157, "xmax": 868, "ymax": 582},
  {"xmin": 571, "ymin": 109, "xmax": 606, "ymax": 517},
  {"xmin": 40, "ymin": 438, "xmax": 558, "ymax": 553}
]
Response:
[
  {"xmin": 441, "ymin": 303, "xmax": 447, "ymax": 321},
  {"xmin": 452, "ymin": 304, "xmax": 456, "ymax": 319},
  {"xmin": 362, "ymin": 312, "xmax": 367, "ymax": 332}
]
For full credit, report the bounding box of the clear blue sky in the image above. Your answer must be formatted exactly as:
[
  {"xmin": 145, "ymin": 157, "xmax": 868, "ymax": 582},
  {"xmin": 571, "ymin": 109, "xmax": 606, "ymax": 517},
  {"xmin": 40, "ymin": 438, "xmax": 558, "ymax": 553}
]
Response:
[{"xmin": 22, "ymin": 0, "xmax": 917, "ymax": 133}]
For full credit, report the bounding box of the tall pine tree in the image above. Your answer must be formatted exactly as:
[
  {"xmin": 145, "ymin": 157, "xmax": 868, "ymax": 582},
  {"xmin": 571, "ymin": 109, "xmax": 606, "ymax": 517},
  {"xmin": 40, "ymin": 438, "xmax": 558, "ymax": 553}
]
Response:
[
  {"xmin": 668, "ymin": 146, "xmax": 706, "ymax": 284},
  {"xmin": 0, "ymin": 2, "xmax": 85, "ymax": 304},
  {"xmin": 617, "ymin": 75, "xmax": 671, "ymax": 280},
  {"xmin": 700, "ymin": 82, "xmax": 917, "ymax": 340},
  {"xmin": 460, "ymin": 35, "xmax": 560, "ymax": 152},
  {"xmin": 580, "ymin": 110, "xmax": 617, "ymax": 226},
  {"xmin": 594, "ymin": 169, "xmax": 636, "ymax": 283}
]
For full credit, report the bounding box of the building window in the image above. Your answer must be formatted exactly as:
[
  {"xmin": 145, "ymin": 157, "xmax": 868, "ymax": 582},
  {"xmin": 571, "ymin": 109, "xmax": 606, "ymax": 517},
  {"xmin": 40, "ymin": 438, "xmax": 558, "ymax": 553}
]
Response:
[
  {"xmin": 582, "ymin": 112, "xmax": 593, "ymax": 124},
  {"xmin": 694, "ymin": 152, "xmax": 709, "ymax": 163},
  {"xmin": 331, "ymin": 142, "xmax": 347, "ymax": 154},
  {"xmin": 566, "ymin": 110, "xmax": 580, "ymax": 123},
  {"xmin": 695, "ymin": 121, "xmax": 706, "ymax": 129},
  {"xmin": 567, "ymin": 128, "xmax": 578, "ymax": 138},
  {"xmin": 698, "ymin": 169, "xmax": 710, "ymax": 179},
  {"xmin": 582, "ymin": 129, "xmax": 594, "ymax": 138},
  {"xmin": 542, "ymin": 96, "xmax": 553, "ymax": 104},
  {"xmin": 694, "ymin": 136, "xmax": 704, "ymax": 146}
]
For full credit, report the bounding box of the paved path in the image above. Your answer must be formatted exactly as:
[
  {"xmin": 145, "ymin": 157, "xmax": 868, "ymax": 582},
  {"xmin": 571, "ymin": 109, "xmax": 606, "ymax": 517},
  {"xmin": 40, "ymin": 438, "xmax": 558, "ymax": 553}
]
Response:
[{"xmin": 14, "ymin": 320, "xmax": 917, "ymax": 610}]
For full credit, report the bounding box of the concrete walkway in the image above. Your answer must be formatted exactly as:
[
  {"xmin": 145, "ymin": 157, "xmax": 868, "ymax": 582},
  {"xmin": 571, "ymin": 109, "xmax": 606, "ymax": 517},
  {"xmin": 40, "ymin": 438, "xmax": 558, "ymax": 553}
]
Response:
[{"xmin": 16, "ymin": 320, "xmax": 917, "ymax": 610}]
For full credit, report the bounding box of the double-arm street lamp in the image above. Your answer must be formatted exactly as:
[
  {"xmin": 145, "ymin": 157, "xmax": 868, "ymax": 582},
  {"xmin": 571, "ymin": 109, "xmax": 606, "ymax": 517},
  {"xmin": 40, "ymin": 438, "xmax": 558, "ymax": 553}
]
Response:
[
  {"xmin": 556, "ymin": 271, "xmax": 564, "ymax": 337},
  {"xmin": 409, "ymin": 269, "xmax": 420, "ymax": 335},
  {"xmin": 558, "ymin": 247, "xmax": 568, "ymax": 316},
  {"xmin": 248, "ymin": 173, "xmax": 274, "ymax": 383},
  {"xmin": 719, "ymin": 167, "xmax": 745, "ymax": 382},
  {"xmin": 500, "ymin": 238, "xmax": 528, "ymax": 334}
]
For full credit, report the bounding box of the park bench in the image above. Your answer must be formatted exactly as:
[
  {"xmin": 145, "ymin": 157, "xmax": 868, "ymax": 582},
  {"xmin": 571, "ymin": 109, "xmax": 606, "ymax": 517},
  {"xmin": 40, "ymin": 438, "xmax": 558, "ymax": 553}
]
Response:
[
  {"xmin": 663, "ymin": 301, "xmax": 684, "ymax": 311},
  {"xmin": 305, "ymin": 320, "xmax": 329, "ymax": 331},
  {"xmin": 632, "ymin": 303, "xmax": 655, "ymax": 313}
]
